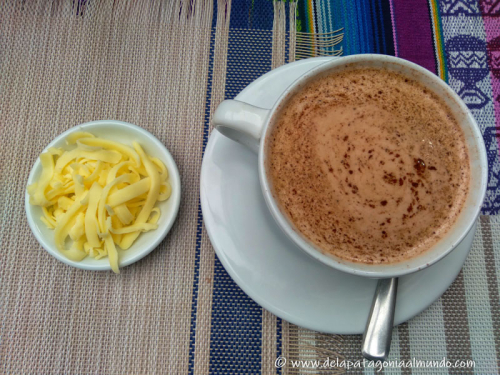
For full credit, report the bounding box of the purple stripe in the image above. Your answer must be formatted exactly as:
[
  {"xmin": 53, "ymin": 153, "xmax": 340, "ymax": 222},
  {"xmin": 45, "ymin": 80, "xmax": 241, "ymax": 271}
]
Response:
[{"xmin": 391, "ymin": 0, "xmax": 437, "ymax": 74}]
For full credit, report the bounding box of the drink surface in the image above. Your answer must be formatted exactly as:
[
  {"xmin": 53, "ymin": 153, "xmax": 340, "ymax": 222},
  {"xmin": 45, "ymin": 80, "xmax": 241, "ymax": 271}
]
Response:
[{"xmin": 267, "ymin": 68, "xmax": 470, "ymax": 264}]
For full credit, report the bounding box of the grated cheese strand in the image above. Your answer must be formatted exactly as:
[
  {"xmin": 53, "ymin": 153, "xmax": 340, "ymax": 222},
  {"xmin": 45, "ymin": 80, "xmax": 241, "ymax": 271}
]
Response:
[{"xmin": 119, "ymin": 143, "xmax": 160, "ymax": 250}]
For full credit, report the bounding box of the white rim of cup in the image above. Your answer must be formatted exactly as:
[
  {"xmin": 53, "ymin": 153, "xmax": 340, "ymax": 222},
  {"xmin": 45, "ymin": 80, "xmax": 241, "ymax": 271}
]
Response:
[{"xmin": 258, "ymin": 54, "xmax": 488, "ymax": 279}]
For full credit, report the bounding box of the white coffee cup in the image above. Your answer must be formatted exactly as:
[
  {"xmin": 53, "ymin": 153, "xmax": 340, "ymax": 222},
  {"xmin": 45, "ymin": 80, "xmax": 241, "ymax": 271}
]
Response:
[{"xmin": 212, "ymin": 54, "xmax": 487, "ymax": 278}]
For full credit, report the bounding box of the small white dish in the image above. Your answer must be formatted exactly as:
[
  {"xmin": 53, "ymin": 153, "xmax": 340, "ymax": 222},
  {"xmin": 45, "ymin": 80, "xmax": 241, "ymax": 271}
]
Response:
[
  {"xmin": 25, "ymin": 120, "xmax": 181, "ymax": 271},
  {"xmin": 200, "ymin": 57, "xmax": 476, "ymax": 334}
]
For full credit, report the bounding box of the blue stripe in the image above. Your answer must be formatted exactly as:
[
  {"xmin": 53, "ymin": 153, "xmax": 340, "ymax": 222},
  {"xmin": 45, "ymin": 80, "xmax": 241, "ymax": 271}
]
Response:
[
  {"xmin": 209, "ymin": 28, "xmax": 273, "ymax": 375},
  {"xmin": 358, "ymin": 0, "xmax": 367, "ymax": 52},
  {"xmin": 188, "ymin": 2, "xmax": 218, "ymax": 372},
  {"xmin": 333, "ymin": 0, "xmax": 346, "ymax": 35},
  {"xmin": 366, "ymin": 0, "xmax": 376, "ymax": 52},
  {"xmin": 230, "ymin": 0, "xmax": 274, "ymax": 30},
  {"xmin": 343, "ymin": 0, "xmax": 351, "ymax": 54},
  {"xmin": 319, "ymin": 0, "xmax": 327, "ymax": 35},
  {"xmin": 375, "ymin": 0, "xmax": 385, "ymax": 53},
  {"xmin": 357, "ymin": 0, "xmax": 370, "ymax": 53},
  {"xmin": 379, "ymin": 0, "xmax": 396, "ymax": 55},
  {"xmin": 316, "ymin": 0, "xmax": 393, "ymax": 55},
  {"xmin": 321, "ymin": 0, "xmax": 331, "ymax": 55},
  {"xmin": 368, "ymin": 0, "xmax": 380, "ymax": 53},
  {"xmin": 361, "ymin": 0, "xmax": 373, "ymax": 52},
  {"xmin": 350, "ymin": 0, "xmax": 362, "ymax": 54},
  {"xmin": 319, "ymin": 0, "xmax": 397, "ymax": 56}
]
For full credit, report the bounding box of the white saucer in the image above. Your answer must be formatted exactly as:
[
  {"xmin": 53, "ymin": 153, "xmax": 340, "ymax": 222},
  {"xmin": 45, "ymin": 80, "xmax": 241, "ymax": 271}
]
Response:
[{"xmin": 200, "ymin": 57, "xmax": 475, "ymax": 334}]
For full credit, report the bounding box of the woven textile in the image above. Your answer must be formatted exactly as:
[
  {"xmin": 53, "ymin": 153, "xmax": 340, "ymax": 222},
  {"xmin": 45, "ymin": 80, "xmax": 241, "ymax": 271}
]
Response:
[{"xmin": 1, "ymin": 0, "xmax": 500, "ymax": 374}]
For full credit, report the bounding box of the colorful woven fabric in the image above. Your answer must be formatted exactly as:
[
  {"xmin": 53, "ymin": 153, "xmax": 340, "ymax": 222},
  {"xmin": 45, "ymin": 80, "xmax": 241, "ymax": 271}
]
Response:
[{"xmin": 1, "ymin": 0, "xmax": 499, "ymax": 374}]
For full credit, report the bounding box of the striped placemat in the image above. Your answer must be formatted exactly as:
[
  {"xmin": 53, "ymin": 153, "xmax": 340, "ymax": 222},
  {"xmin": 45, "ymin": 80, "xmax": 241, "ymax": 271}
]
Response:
[{"xmin": 1, "ymin": 0, "xmax": 499, "ymax": 374}]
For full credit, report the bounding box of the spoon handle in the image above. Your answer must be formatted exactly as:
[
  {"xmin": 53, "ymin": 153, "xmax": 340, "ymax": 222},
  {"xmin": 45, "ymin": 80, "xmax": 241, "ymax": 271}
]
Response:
[{"xmin": 361, "ymin": 277, "xmax": 398, "ymax": 361}]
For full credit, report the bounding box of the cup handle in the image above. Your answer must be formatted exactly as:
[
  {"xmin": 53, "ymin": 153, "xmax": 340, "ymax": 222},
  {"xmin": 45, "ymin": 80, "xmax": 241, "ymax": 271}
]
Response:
[{"xmin": 213, "ymin": 100, "xmax": 270, "ymax": 153}]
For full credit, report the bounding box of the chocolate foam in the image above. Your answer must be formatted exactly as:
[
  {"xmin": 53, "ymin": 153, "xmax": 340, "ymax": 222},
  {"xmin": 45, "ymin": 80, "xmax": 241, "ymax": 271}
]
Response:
[{"xmin": 267, "ymin": 68, "xmax": 470, "ymax": 264}]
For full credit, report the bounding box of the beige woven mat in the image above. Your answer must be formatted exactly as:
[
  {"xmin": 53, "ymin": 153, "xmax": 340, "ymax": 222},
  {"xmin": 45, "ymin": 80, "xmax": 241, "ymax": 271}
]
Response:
[{"xmin": 1, "ymin": 1, "xmax": 214, "ymax": 373}]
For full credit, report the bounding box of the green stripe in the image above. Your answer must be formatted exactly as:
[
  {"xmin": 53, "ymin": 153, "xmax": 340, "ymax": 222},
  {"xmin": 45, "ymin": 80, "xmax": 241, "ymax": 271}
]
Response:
[{"xmin": 432, "ymin": 0, "xmax": 448, "ymax": 81}]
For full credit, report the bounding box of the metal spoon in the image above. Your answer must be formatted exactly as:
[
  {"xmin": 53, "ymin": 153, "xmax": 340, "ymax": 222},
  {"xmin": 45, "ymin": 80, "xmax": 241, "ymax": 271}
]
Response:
[{"xmin": 361, "ymin": 277, "xmax": 398, "ymax": 361}]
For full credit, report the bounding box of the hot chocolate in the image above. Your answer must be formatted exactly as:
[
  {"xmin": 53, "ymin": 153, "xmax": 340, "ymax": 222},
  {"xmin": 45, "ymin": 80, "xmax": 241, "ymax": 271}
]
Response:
[{"xmin": 267, "ymin": 68, "xmax": 470, "ymax": 264}]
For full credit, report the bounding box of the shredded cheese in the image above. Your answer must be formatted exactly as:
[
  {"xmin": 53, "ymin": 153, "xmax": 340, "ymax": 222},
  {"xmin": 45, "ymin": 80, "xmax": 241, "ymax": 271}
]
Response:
[{"xmin": 28, "ymin": 132, "xmax": 172, "ymax": 273}]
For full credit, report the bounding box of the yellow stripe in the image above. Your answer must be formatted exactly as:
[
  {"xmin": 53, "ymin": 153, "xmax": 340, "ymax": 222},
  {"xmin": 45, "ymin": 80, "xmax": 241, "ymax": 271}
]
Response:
[
  {"xmin": 307, "ymin": 0, "xmax": 314, "ymax": 33},
  {"xmin": 307, "ymin": 0, "xmax": 315, "ymax": 54},
  {"xmin": 429, "ymin": 0, "xmax": 446, "ymax": 80}
]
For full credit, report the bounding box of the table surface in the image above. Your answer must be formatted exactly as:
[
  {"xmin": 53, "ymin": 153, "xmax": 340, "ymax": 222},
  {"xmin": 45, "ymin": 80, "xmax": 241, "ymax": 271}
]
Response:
[{"xmin": 1, "ymin": 0, "xmax": 499, "ymax": 374}]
